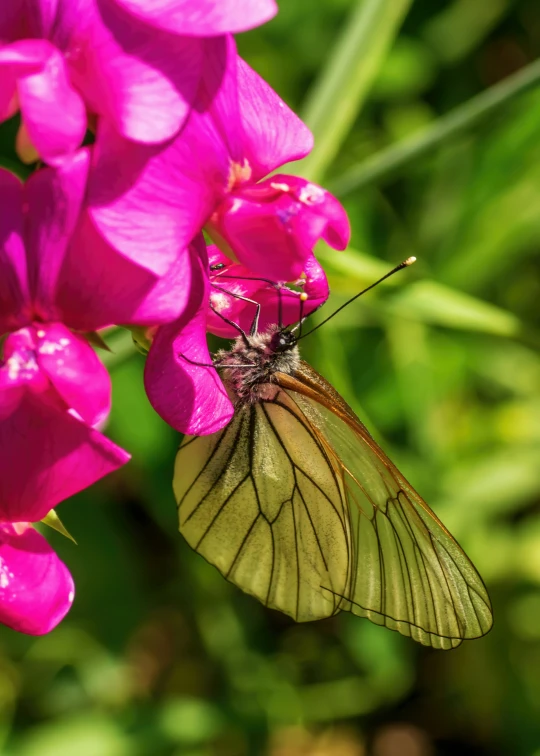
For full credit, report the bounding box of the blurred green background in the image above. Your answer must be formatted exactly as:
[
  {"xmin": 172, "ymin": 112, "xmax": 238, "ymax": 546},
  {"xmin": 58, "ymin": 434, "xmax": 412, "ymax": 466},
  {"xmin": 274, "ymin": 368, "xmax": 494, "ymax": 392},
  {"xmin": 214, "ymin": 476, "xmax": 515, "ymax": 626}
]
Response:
[{"xmin": 3, "ymin": 0, "xmax": 540, "ymax": 753}]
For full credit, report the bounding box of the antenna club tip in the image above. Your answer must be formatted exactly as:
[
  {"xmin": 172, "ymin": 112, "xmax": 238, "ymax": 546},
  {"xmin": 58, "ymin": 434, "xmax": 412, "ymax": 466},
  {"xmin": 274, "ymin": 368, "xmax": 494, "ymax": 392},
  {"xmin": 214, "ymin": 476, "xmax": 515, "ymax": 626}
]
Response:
[{"xmin": 404, "ymin": 256, "xmax": 417, "ymax": 266}]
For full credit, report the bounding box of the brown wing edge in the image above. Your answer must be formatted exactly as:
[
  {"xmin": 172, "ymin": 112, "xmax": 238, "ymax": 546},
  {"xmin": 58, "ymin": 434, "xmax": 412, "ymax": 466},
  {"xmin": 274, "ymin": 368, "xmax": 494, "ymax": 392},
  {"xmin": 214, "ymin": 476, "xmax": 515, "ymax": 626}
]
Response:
[{"xmin": 274, "ymin": 361, "xmax": 494, "ymax": 640}]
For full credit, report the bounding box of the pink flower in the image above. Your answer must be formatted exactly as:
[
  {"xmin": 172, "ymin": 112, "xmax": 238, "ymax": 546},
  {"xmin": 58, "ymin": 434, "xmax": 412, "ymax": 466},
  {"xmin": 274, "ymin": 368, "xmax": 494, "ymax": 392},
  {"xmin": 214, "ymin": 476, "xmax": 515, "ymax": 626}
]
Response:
[
  {"xmin": 208, "ymin": 175, "xmax": 348, "ymax": 281},
  {"xmin": 144, "ymin": 237, "xmax": 234, "ymax": 436},
  {"xmin": 112, "ymin": 0, "xmax": 277, "ymax": 35},
  {"xmin": 7, "ymin": 150, "xmax": 194, "ymax": 329},
  {"xmin": 0, "ymin": 522, "xmax": 74, "ymax": 635},
  {"xmin": 0, "ymin": 0, "xmax": 276, "ymax": 162},
  {"xmin": 207, "ymin": 246, "xmax": 328, "ymax": 338},
  {"xmin": 88, "ymin": 37, "xmax": 350, "ymax": 281},
  {"xmin": 144, "ymin": 239, "xmax": 330, "ymax": 436},
  {"xmin": 0, "ymin": 154, "xmax": 198, "ymax": 522},
  {"xmin": 0, "ymin": 322, "xmax": 127, "ymax": 523}
]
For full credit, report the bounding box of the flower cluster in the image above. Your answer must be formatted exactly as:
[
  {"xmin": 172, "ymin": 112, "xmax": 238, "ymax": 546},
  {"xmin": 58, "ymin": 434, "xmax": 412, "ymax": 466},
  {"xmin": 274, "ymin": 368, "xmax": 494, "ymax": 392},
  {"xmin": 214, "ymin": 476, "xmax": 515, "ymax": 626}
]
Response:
[{"xmin": 0, "ymin": 0, "xmax": 350, "ymax": 634}]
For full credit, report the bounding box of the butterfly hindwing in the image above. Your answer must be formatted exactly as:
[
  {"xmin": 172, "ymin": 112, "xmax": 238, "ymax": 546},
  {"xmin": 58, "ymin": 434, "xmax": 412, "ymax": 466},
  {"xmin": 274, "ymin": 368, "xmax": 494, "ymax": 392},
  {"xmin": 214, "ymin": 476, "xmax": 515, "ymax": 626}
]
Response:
[{"xmin": 276, "ymin": 362, "xmax": 493, "ymax": 649}]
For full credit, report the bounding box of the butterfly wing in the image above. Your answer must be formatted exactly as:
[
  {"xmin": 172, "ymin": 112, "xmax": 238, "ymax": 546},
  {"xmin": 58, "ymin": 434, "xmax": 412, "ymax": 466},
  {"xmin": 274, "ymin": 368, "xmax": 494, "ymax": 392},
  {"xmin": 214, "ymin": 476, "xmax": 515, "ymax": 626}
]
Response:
[
  {"xmin": 174, "ymin": 392, "xmax": 352, "ymax": 622},
  {"xmin": 174, "ymin": 363, "xmax": 492, "ymax": 649},
  {"xmin": 274, "ymin": 362, "xmax": 493, "ymax": 649}
]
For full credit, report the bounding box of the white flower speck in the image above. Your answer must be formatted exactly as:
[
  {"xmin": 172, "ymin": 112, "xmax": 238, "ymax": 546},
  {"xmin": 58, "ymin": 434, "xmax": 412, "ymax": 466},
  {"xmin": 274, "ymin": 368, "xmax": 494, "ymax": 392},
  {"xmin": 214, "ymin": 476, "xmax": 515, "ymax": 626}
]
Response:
[
  {"xmin": 6, "ymin": 352, "xmax": 38, "ymax": 381},
  {"xmin": 270, "ymin": 182, "xmax": 290, "ymax": 193},
  {"xmin": 39, "ymin": 338, "xmax": 69, "ymax": 355},
  {"xmin": 210, "ymin": 291, "xmax": 230, "ymax": 312},
  {"xmin": 298, "ymin": 183, "xmax": 325, "ymax": 205}
]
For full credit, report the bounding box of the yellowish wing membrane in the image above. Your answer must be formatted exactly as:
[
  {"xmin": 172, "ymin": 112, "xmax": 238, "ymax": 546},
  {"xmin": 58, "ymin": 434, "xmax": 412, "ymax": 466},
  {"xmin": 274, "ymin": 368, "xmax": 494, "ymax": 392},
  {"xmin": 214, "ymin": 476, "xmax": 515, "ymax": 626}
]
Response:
[
  {"xmin": 174, "ymin": 363, "xmax": 492, "ymax": 650},
  {"xmin": 174, "ymin": 393, "xmax": 351, "ymax": 622},
  {"xmin": 279, "ymin": 364, "xmax": 493, "ymax": 650}
]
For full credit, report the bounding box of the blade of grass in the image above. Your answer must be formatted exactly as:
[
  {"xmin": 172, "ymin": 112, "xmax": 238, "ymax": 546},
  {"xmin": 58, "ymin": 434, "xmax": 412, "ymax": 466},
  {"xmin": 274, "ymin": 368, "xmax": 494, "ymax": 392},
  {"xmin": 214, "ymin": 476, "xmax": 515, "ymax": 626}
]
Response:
[
  {"xmin": 317, "ymin": 244, "xmax": 409, "ymax": 286},
  {"xmin": 291, "ymin": 0, "xmax": 413, "ymax": 183},
  {"xmin": 386, "ymin": 280, "xmax": 522, "ymax": 337},
  {"xmin": 328, "ymin": 57, "xmax": 540, "ymax": 196}
]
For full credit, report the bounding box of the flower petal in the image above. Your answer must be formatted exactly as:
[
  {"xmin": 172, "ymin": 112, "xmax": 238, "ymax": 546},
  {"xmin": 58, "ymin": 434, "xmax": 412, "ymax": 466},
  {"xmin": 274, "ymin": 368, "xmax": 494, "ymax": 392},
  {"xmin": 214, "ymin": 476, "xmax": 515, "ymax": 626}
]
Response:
[
  {"xmin": 0, "ymin": 39, "xmax": 87, "ymax": 162},
  {"xmin": 24, "ymin": 150, "xmax": 191, "ymax": 328},
  {"xmin": 35, "ymin": 323, "xmax": 111, "ymax": 427},
  {"xmin": 212, "ymin": 191, "xmax": 304, "ymax": 280},
  {"xmin": 0, "ymin": 391, "xmax": 130, "ymax": 522},
  {"xmin": 24, "ymin": 149, "xmax": 89, "ymax": 317},
  {"xmin": 198, "ymin": 36, "xmax": 242, "ymax": 162},
  {"xmin": 145, "ymin": 240, "xmax": 233, "ymax": 435},
  {"xmin": 0, "ymin": 328, "xmax": 50, "ymax": 405},
  {"xmin": 87, "ymin": 36, "xmax": 238, "ymax": 273},
  {"xmin": 0, "ymin": 523, "xmax": 74, "ymax": 635},
  {"xmin": 254, "ymin": 254, "xmax": 329, "ymax": 333},
  {"xmin": 88, "ymin": 106, "xmax": 227, "ymax": 275},
  {"xmin": 237, "ymin": 58, "xmax": 313, "ymax": 180},
  {"xmin": 207, "ymin": 246, "xmax": 328, "ymax": 337},
  {"xmin": 52, "ymin": 214, "xmax": 196, "ymax": 330},
  {"xmin": 111, "ymin": 0, "xmax": 277, "ymax": 35},
  {"xmin": 0, "ymin": 2, "xmax": 26, "ymax": 41},
  {"xmin": 69, "ymin": 0, "xmax": 203, "ymax": 143},
  {"xmin": 274, "ymin": 175, "xmax": 351, "ymax": 251},
  {"xmin": 207, "ymin": 246, "xmax": 266, "ymax": 337},
  {"xmin": 0, "ymin": 68, "xmax": 18, "ymax": 121},
  {"xmin": 210, "ymin": 175, "xmax": 350, "ymax": 281},
  {"xmin": 0, "ymin": 169, "xmax": 30, "ymax": 331}
]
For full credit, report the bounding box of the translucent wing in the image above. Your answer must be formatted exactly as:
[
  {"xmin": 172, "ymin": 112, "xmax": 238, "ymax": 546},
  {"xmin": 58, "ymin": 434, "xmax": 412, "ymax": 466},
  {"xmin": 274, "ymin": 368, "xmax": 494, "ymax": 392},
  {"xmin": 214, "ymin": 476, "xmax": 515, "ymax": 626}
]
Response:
[
  {"xmin": 174, "ymin": 391, "xmax": 351, "ymax": 622},
  {"xmin": 275, "ymin": 363, "xmax": 493, "ymax": 649},
  {"xmin": 173, "ymin": 364, "xmax": 493, "ymax": 650}
]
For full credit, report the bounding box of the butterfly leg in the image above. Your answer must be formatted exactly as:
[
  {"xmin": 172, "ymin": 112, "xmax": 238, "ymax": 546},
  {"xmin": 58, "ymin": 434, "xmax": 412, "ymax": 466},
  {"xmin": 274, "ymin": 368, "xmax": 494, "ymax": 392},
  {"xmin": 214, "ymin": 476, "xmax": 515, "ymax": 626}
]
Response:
[
  {"xmin": 209, "ymin": 305, "xmax": 250, "ymax": 347},
  {"xmin": 178, "ymin": 353, "xmax": 255, "ymax": 369},
  {"xmin": 210, "ymin": 283, "xmax": 262, "ymax": 336},
  {"xmin": 211, "ymin": 274, "xmax": 285, "ymax": 332},
  {"xmin": 178, "ymin": 353, "xmax": 217, "ymax": 368}
]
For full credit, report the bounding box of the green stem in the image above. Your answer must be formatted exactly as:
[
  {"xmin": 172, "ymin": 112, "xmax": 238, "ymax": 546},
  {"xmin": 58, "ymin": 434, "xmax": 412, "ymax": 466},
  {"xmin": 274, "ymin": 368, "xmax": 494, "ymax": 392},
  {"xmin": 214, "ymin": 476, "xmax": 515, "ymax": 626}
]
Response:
[
  {"xmin": 292, "ymin": 0, "xmax": 413, "ymax": 184},
  {"xmin": 328, "ymin": 57, "xmax": 540, "ymax": 196},
  {"xmin": 101, "ymin": 328, "xmax": 138, "ymax": 369}
]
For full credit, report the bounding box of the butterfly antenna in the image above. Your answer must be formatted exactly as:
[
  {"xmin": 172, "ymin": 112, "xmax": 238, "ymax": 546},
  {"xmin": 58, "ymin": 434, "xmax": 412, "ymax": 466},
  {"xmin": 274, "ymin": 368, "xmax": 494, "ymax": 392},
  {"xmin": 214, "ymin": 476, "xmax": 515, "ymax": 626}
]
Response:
[
  {"xmin": 297, "ymin": 294, "xmax": 307, "ymax": 338},
  {"xmin": 296, "ymin": 256, "xmax": 416, "ymax": 341},
  {"xmin": 278, "ymin": 283, "xmax": 283, "ymax": 331}
]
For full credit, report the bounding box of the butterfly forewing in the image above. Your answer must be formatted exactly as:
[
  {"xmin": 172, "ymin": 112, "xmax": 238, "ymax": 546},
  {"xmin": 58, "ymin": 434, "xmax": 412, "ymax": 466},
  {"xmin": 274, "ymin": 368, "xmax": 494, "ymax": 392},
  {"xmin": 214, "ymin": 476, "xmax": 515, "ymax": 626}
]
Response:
[{"xmin": 175, "ymin": 388, "xmax": 352, "ymax": 622}]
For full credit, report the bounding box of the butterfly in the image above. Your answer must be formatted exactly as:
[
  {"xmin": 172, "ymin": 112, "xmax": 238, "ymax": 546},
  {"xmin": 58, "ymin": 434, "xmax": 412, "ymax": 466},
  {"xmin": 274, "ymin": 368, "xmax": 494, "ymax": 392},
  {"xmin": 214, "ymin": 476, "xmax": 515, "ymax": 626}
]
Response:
[{"xmin": 173, "ymin": 269, "xmax": 493, "ymax": 650}]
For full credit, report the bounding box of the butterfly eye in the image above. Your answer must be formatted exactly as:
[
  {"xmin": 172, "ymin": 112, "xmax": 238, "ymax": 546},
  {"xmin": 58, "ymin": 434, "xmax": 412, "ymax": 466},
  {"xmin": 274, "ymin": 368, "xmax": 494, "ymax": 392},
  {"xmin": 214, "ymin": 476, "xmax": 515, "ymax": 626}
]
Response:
[{"xmin": 272, "ymin": 331, "xmax": 296, "ymax": 352}]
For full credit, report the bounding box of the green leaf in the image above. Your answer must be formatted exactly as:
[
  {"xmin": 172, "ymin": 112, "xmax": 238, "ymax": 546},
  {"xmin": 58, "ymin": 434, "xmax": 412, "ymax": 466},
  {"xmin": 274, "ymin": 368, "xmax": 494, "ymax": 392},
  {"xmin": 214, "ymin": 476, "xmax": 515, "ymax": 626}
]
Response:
[
  {"xmin": 127, "ymin": 325, "xmax": 154, "ymax": 356},
  {"xmin": 329, "ymin": 57, "xmax": 540, "ymax": 196},
  {"xmin": 387, "ymin": 280, "xmax": 522, "ymax": 336},
  {"xmin": 317, "ymin": 245, "xmax": 411, "ymax": 288},
  {"xmin": 423, "ymin": 0, "xmax": 510, "ymax": 64},
  {"xmin": 83, "ymin": 331, "xmax": 113, "ymax": 353},
  {"xmin": 41, "ymin": 510, "xmax": 77, "ymax": 544},
  {"xmin": 372, "ymin": 37, "xmax": 437, "ymax": 100}
]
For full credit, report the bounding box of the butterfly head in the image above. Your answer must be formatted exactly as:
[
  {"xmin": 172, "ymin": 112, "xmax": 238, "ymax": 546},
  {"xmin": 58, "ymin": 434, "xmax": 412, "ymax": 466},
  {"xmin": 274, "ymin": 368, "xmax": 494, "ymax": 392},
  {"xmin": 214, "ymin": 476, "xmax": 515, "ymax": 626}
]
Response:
[
  {"xmin": 216, "ymin": 327, "xmax": 300, "ymax": 405},
  {"xmin": 269, "ymin": 329, "xmax": 298, "ymax": 354}
]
